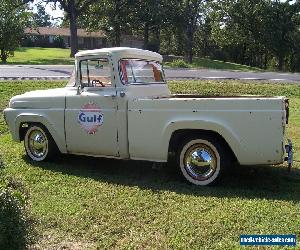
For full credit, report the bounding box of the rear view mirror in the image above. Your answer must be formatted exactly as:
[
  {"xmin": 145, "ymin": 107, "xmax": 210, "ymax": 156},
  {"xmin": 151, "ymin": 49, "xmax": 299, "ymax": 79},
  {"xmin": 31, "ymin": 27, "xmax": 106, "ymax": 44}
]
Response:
[{"xmin": 95, "ymin": 64, "xmax": 103, "ymax": 69}]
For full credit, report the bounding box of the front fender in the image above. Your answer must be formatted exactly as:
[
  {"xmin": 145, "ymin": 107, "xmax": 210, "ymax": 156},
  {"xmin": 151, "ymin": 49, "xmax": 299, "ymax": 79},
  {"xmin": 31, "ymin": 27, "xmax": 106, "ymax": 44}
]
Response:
[{"xmin": 15, "ymin": 113, "xmax": 67, "ymax": 153}]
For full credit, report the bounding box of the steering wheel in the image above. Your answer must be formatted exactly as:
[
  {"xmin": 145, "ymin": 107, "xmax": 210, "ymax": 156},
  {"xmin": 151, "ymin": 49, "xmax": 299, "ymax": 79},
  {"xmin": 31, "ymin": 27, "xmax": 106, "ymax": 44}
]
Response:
[{"xmin": 91, "ymin": 79, "xmax": 105, "ymax": 87}]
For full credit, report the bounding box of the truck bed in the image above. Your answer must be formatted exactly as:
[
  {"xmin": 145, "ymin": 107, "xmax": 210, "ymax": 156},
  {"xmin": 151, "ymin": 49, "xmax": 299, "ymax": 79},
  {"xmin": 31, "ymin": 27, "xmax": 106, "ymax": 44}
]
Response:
[{"xmin": 127, "ymin": 95, "xmax": 286, "ymax": 165}]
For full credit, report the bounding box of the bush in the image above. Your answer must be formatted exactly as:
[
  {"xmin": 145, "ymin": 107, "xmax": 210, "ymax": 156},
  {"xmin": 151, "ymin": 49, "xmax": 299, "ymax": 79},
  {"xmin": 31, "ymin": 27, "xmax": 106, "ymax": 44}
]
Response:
[
  {"xmin": 169, "ymin": 59, "xmax": 190, "ymax": 68},
  {"xmin": 53, "ymin": 36, "xmax": 66, "ymax": 49},
  {"xmin": 146, "ymin": 41, "xmax": 160, "ymax": 53},
  {"xmin": 0, "ymin": 177, "xmax": 34, "ymax": 249}
]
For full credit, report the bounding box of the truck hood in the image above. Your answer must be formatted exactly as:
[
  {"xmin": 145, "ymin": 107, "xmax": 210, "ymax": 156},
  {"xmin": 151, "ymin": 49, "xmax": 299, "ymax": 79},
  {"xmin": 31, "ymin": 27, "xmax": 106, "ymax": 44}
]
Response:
[{"xmin": 9, "ymin": 87, "xmax": 69, "ymax": 109}]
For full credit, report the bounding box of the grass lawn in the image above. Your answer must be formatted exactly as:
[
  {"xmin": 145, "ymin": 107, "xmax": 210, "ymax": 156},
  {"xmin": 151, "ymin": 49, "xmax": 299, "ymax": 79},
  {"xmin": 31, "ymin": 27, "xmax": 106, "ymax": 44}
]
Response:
[
  {"xmin": 164, "ymin": 58, "xmax": 262, "ymax": 72},
  {"xmin": 4, "ymin": 47, "xmax": 74, "ymax": 65},
  {"xmin": 3, "ymin": 47, "xmax": 262, "ymax": 72},
  {"xmin": 0, "ymin": 80, "xmax": 299, "ymax": 249},
  {"xmin": 191, "ymin": 58, "xmax": 262, "ymax": 71}
]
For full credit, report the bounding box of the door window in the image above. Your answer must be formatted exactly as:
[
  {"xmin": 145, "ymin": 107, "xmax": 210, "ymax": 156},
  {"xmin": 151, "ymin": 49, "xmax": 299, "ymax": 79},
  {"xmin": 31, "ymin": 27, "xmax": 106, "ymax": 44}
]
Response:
[{"xmin": 80, "ymin": 59, "xmax": 111, "ymax": 87}]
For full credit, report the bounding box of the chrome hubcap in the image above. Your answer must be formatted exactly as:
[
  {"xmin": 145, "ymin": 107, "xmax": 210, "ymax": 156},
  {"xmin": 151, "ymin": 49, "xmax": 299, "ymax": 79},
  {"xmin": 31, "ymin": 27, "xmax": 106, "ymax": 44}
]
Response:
[
  {"xmin": 184, "ymin": 144, "xmax": 217, "ymax": 181},
  {"xmin": 28, "ymin": 130, "xmax": 48, "ymax": 158}
]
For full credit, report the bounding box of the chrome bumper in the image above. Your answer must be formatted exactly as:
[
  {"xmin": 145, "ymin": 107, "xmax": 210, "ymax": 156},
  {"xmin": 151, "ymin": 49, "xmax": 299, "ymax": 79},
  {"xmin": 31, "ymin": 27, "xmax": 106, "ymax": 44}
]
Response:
[{"xmin": 285, "ymin": 139, "xmax": 293, "ymax": 172}]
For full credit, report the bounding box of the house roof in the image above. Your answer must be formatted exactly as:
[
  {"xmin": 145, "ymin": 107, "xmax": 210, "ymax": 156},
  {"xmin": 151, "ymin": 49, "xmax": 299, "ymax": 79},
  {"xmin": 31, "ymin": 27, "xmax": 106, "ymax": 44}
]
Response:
[{"xmin": 25, "ymin": 27, "xmax": 106, "ymax": 38}]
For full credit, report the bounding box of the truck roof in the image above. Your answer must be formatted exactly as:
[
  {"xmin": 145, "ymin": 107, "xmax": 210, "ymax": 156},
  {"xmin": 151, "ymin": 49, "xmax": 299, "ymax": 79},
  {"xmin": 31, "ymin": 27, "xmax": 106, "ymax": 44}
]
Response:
[{"xmin": 75, "ymin": 47, "xmax": 163, "ymax": 62}]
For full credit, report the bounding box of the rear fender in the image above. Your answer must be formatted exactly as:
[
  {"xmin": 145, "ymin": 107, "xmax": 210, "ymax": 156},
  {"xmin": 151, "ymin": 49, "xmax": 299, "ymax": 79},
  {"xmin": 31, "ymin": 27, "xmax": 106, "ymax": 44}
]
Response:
[{"xmin": 163, "ymin": 119, "xmax": 241, "ymax": 161}]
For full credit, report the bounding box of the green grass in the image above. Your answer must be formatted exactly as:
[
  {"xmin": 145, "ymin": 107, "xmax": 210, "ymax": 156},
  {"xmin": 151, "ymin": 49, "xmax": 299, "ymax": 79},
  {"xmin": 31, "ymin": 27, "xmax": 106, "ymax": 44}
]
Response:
[
  {"xmin": 0, "ymin": 80, "xmax": 299, "ymax": 249},
  {"xmin": 4, "ymin": 47, "xmax": 74, "ymax": 65},
  {"xmin": 165, "ymin": 58, "xmax": 262, "ymax": 71},
  {"xmin": 4, "ymin": 47, "xmax": 261, "ymax": 71}
]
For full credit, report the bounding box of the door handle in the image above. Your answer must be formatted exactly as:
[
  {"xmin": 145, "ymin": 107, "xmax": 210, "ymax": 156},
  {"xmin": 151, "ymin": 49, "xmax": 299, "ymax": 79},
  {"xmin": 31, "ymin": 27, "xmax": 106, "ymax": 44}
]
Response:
[
  {"xmin": 120, "ymin": 91, "xmax": 125, "ymax": 97},
  {"xmin": 104, "ymin": 94, "xmax": 116, "ymax": 98}
]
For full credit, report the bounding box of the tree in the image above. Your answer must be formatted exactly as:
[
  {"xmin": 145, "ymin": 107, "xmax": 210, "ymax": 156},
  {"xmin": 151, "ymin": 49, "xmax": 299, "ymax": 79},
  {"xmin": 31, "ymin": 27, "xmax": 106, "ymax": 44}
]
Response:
[
  {"xmin": 78, "ymin": 0, "xmax": 171, "ymax": 52},
  {"xmin": 132, "ymin": 0, "xmax": 164, "ymax": 51},
  {"xmin": 210, "ymin": 0, "xmax": 300, "ymax": 71},
  {"xmin": 263, "ymin": 0, "xmax": 300, "ymax": 70},
  {"xmin": 33, "ymin": 3, "xmax": 52, "ymax": 26},
  {"xmin": 0, "ymin": 0, "xmax": 31, "ymax": 63},
  {"xmin": 184, "ymin": 0, "xmax": 207, "ymax": 63},
  {"xmin": 81, "ymin": 0, "xmax": 129, "ymax": 47},
  {"xmin": 42, "ymin": 0, "xmax": 98, "ymax": 57},
  {"xmin": 210, "ymin": 0, "xmax": 268, "ymax": 67},
  {"xmin": 164, "ymin": 0, "xmax": 207, "ymax": 63}
]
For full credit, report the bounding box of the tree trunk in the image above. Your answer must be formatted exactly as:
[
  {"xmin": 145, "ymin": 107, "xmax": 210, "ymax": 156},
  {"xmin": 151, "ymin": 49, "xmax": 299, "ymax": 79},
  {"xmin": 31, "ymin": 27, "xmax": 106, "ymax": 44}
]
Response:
[
  {"xmin": 0, "ymin": 49, "xmax": 7, "ymax": 63},
  {"xmin": 114, "ymin": 22, "xmax": 121, "ymax": 46},
  {"xmin": 69, "ymin": 0, "xmax": 78, "ymax": 57},
  {"xmin": 114, "ymin": 0, "xmax": 121, "ymax": 46},
  {"xmin": 264, "ymin": 52, "xmax": 268, "ymax": 70},
  {"xmin": 241, "ymin": 43, "xmax": 246, "ymax": 65},
  {"xmin": 186, "ymin": 25, "xmax": 193, "ymax": 64},
  {"xmin": 278, "ymin": 54, "xmax": 284, "ymax": 71},
  {"xmin": 114, "ymin": 23, "xmax": 121, "ymax": 47},
  {"xmin": 154, "ymin": 26, "xmax": 160, "ymax": 52},
  {"xmin": 175, "ymin": 27, "xmax": 184, "ymax": 55},
  {"xmin": 143, "ymin": 23, "xmax": 149, "ymax": 50},
  {"xmin": 290, "ymin": 53, "xmax": 295, "ymax": 72}
]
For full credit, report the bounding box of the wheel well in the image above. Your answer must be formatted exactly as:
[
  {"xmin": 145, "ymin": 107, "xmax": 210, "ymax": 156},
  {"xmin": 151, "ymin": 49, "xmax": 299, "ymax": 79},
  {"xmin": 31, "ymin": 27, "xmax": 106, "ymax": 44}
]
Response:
[
  {"xmin": 168, "ymin": 129, "xmax": 237, "ymax": 162},
  {"xmin": 19, "ymin": 122, "xmax": 49, "ymax": 141},
  {"xmin": 19, "ymin": 123, "xmax": 29, "ymax": 141}
]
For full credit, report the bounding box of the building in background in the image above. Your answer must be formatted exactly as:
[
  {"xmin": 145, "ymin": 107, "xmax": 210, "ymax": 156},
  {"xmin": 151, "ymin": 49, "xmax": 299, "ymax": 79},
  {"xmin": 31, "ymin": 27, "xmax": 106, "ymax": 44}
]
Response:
[{"xmin": 24, "ymin": 27, "xmax": 143, "ymax": 49}]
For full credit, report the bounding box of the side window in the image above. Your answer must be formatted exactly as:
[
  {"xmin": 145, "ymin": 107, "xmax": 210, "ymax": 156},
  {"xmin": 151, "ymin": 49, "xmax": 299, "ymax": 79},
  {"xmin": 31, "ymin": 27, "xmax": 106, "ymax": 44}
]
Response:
[
  {"xmin": 120, "ymin": 59, "xmax": 165, "ymax": 85},
  {"xmin": 80, "ymin": 59, "xmax": 111, "ymax": 87}
]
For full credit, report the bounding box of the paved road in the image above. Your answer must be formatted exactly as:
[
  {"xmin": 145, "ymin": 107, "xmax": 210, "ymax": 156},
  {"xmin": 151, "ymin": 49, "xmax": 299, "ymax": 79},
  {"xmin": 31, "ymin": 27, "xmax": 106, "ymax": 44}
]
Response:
[{"xmin": 1, "ymin": 65, "xmax": 300, "ymax": 83}]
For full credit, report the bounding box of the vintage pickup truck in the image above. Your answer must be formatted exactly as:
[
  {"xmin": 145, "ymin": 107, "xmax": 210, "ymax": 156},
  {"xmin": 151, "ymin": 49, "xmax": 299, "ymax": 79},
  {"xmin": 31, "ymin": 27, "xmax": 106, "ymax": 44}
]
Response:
[{"xmin": 3, "ymin": 47, "xmax": 293, "ymax": 186}]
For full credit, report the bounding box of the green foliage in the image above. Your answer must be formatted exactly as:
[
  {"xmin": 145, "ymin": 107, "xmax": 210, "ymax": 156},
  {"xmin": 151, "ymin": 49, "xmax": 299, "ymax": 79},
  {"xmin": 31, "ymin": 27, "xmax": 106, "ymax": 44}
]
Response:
[
  {"xmin": 0, "ymin": 0, "xmax": 32, "ymax": 63},
  {"xmin": 0, "ymin": 176, "xmax": 34, "ymax": 249},
  {"xmin": 33, "ymin": 3, "xmax": 52, "ymax": 27},
  {"xmin": 48, "ymin": 0, "xmax": 101, "ymax": 56},
  {"xmin": 168, "ymin": 59, "xmax": 190, "ymax": 68},
  {"xmin": 55, "ymin": 0, "xmax": 300, "ymax": 72},
  {"xmin": 209, "ymin": 0, "xmax": 300, "ymax": 71},
  {"xmin": 164, "ymin": 57, "xmax": 261, "ymax": 71}
]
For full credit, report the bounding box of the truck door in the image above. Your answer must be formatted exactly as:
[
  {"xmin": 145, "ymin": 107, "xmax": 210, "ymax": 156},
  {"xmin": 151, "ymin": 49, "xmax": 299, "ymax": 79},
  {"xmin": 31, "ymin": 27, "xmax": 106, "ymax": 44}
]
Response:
[{"xmin": 65, "ymin": 57, "xmax": 119, "ymax": 157}]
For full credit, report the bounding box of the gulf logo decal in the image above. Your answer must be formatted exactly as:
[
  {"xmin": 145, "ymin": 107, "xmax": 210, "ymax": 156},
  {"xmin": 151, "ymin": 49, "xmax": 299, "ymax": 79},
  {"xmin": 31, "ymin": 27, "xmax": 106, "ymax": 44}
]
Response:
[{"xmin": 78, "ymin": 103, "xmax": 104, "ymax": 134}]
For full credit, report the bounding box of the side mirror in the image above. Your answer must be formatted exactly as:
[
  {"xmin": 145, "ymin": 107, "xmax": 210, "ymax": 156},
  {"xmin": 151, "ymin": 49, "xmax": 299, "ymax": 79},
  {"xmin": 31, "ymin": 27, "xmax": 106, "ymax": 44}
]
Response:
[{"xmin": 76, "ymin": 85, "xmax": 82, "ymax": 95}]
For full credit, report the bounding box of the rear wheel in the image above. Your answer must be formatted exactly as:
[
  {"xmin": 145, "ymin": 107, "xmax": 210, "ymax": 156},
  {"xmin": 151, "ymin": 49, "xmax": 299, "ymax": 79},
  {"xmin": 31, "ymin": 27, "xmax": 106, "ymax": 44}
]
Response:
[
  {"xmin": 177, "ymin": 136, "xmax": 228, "ymax": 186},
  {"xmin": 24, "ymin": 124, "xmax": 58, "ymax": 161}
]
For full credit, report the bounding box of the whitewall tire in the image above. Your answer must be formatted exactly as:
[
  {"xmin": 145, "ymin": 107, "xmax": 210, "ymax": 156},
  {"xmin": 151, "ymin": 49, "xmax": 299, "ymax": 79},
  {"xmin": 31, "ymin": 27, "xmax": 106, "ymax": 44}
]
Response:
[
  {"xmin": 177, "ymin": 136, "xmax": 227, "ymax": 186},
  {"xmin": 24, "ymin": 124, "xmax": 57, "ymax": 161}
]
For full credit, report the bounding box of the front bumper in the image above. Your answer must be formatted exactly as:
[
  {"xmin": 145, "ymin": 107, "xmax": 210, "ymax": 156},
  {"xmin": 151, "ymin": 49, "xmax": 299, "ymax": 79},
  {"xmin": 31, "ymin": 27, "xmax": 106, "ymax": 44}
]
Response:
[{"xmin": 285, "ymin": 139, "xmax": 293, "ymax": 172}]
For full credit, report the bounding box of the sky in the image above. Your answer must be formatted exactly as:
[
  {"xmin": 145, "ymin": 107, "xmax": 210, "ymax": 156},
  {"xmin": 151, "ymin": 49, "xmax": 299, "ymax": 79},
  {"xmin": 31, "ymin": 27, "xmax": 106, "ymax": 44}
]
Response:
[{"xmin": 29, "ymin": 1, "xmax": 64, "ymax": 25}]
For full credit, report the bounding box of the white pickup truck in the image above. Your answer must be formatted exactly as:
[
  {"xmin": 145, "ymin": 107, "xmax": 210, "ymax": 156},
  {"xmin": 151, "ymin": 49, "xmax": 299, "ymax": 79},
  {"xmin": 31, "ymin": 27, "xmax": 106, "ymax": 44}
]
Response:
[{"xmin": 3, "ymin": 47, "xmax": 293, "ymax": 186}]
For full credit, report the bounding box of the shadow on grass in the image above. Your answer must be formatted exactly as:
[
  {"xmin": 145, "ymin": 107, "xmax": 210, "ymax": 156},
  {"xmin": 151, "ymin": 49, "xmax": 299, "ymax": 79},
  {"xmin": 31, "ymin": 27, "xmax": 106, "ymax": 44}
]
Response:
[{"xmin": 24, "ymin": 155, "xmax": 300, "ymax": 202}]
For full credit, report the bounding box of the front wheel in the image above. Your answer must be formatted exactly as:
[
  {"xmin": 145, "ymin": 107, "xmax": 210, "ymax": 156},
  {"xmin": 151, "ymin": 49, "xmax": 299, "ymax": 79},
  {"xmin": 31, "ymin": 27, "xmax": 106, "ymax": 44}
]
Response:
[
  {"xmin": 177, "ymin": 136, "xmax": 228, "ymax": 186},
  {"xmin": 24, "ymin": 124, "xmax": 58, "ymax": 161}
]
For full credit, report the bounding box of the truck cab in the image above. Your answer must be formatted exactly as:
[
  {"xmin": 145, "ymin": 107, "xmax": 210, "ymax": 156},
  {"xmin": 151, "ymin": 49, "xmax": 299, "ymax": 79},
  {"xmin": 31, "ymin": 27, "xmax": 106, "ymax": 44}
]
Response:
[{"xmin": 65, "ymin": 48, "xmax": 168, "ymax": 159}]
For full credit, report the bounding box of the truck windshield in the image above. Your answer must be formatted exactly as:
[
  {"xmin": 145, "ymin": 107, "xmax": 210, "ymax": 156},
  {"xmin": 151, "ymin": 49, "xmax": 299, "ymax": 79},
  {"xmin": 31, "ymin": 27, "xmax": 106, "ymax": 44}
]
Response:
[{"xmin": 119, "ymin": 59, "xmax": 165, "ymax": 85}]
